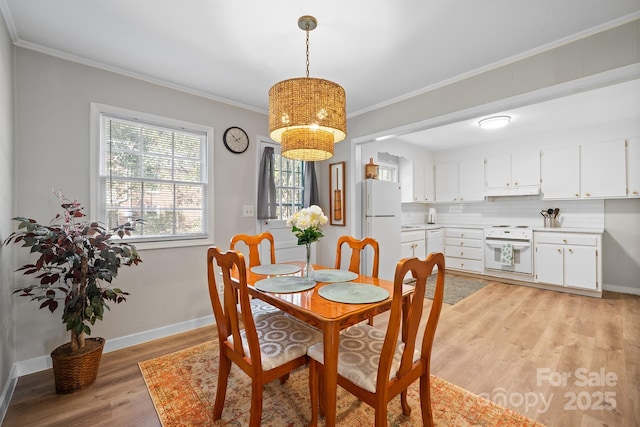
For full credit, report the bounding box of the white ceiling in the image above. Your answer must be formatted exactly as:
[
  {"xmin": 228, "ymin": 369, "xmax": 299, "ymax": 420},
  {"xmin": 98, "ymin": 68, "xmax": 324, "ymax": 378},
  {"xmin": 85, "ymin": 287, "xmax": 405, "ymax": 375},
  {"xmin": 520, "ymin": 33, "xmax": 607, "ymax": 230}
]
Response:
[
  {"xmin": 395, "ymin": 78, "xmax": 640, "ymax": 151},
  {"xmin": 2, "ymin": 0, "xmax": 639, "ymax": 116}
]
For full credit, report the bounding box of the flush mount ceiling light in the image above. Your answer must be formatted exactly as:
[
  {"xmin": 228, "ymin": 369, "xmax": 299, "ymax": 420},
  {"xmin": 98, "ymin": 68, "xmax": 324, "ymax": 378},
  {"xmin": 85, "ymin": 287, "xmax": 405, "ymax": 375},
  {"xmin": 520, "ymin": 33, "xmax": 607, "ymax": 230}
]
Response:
[
  {"xmin": 478, "ymin": 115, "xmax": 511, "ymax": 130},
  {"xmin": 268, "ymin": 15, "xmax": 346, "ymax": 161}
]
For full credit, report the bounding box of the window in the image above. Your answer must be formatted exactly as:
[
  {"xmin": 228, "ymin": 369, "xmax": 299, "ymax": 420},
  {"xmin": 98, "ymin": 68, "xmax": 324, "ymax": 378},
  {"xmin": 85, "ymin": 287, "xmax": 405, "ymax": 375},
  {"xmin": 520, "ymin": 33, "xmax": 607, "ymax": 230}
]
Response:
[
  {"xmin": 273, "ymin": 150, "xmax": 305, "ymax": 220},
  {"xmin": 377, "ymin": 163, "xmax": 397, "ymax": 182},
  {"xmin": 91, "ymin": 104, "xmax": 212, "ymax": 246}
]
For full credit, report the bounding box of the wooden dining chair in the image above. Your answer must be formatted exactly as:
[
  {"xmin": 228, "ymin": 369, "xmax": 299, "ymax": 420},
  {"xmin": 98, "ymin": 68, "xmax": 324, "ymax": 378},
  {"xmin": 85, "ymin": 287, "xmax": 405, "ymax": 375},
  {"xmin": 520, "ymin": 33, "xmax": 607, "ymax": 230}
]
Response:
[
  {"xmin": 307, "ymin": 252, "xmax": 446, "ymax": 427},
  {"xmin": 335, "ymin": 235, "xmax": 380, "ymax": 277},
  {"xmin": 335, "ymin": 235, "xmax": 380, "ymax": 325},
  {"xmin": 230, "ymin": 231, "xmax": 277, "ymax": 267},
  {"xmin": 230, "ymin": 232, "xmax": 281, "ymax": 318},
  {"xmin": 207, "ymin": 246, "xmax": 323, "ymax": 427}
]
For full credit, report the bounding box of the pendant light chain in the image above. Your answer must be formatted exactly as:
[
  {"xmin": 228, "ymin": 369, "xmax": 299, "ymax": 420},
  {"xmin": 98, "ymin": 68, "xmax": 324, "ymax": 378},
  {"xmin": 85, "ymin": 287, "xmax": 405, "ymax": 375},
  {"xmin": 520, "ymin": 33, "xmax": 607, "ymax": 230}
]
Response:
[{"xmin": 305, "ymin": 26, "xmax": 310, "ymax": 78}]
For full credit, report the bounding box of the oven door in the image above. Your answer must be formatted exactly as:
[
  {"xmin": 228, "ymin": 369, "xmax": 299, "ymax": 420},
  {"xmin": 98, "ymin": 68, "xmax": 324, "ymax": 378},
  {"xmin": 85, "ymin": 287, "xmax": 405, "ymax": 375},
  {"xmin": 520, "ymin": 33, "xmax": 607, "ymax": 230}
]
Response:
[{"xmin": 484, "ymin": 239, "xmax": 532, "ymax": 275}]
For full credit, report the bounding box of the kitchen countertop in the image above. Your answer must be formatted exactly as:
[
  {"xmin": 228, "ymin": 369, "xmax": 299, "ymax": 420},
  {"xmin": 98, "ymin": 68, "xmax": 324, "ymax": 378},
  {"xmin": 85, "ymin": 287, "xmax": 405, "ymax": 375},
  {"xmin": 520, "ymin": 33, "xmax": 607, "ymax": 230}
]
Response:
[
  {"xmin": 402, "ymin": 224, "xmax": 604, "ymax": 234},
  {"xmin": 532, "ymin": 226, "xmax": 604, "ymax": 234}
]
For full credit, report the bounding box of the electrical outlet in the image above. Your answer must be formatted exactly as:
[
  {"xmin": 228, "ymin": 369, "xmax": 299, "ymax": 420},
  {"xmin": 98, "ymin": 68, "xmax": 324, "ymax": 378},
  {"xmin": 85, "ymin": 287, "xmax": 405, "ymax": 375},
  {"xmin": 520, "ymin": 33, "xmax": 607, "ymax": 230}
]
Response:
[{"xmin": 243, "ymin": 205, "xmax": 254, "ymax": 217}]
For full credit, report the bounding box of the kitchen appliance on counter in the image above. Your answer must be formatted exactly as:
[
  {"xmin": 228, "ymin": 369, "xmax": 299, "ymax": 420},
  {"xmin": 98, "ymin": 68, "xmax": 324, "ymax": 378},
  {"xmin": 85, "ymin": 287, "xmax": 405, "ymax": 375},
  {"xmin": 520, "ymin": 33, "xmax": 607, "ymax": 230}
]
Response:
[
  {"xmin": 484, "ymin": 225, "xmax": 533, "ymax": 275},
  {"xmin": 363, "ymin": 180, "xmax": 401, "ymax": 280},
  {"xmin": 427, "ymin": 208, "xmax": 437, "ymax": 224}
]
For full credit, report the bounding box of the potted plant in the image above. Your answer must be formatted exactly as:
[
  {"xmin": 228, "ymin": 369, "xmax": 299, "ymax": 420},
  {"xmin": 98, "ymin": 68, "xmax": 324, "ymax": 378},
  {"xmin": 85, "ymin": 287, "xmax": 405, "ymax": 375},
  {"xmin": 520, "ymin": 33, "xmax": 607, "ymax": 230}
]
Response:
[{"xmin": 4, "ymin": 190, "xmax": 142, "ymax": 393}]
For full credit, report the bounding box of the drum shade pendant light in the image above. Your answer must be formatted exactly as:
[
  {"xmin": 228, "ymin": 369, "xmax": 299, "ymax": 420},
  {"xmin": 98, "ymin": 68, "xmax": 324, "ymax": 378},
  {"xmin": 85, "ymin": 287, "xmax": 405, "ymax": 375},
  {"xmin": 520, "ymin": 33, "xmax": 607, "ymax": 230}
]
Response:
[{"xmin": 269, "ymin": 16, "xmax": 346, "ymax": 161}]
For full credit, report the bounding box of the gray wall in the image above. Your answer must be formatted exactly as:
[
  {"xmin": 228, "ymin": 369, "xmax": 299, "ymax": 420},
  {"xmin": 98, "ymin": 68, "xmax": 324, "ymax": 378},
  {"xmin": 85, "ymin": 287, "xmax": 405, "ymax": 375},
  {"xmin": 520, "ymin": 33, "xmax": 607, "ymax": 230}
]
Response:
[
  {"xmin": 0, "ymin": 12, "xmax": 15, "ymax": 410},
  {"xmin": 12, "ymin": 48, "xmax": 268, "ymax": 360}
]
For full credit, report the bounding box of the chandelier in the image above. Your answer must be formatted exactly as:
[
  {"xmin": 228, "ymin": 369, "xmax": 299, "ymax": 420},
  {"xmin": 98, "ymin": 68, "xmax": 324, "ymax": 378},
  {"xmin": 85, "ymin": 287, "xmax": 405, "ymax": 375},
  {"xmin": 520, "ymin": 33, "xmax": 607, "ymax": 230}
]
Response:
[{"xmin": 269, "ymin": 16, "xmax": 346, "ymax": 161}]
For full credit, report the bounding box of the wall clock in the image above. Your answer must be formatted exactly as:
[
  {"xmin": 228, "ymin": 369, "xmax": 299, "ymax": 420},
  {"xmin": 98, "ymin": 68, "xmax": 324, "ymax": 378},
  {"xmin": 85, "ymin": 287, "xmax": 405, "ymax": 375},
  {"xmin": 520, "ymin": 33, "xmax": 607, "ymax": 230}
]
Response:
[{"xmin": 223, "ymin": 126, "xmax": 249, "ymax": 154}]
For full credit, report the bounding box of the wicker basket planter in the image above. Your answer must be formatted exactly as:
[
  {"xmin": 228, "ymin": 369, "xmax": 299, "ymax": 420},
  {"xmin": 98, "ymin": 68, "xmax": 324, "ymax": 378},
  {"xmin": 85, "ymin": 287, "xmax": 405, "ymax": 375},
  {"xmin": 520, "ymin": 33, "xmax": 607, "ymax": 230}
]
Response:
[{"xmin": 50, "ymin": 337, "xmax": 105, "ymax": 394}]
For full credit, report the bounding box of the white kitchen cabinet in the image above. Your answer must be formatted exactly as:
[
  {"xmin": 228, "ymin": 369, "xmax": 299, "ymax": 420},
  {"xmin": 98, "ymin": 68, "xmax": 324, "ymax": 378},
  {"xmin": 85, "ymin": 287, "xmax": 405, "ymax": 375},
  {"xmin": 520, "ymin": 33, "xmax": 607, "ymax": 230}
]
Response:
[
  {"xmin": 401, "ymin": 230, "xmax": 425, "ymax": 259},
  {"xmin": 444, "ymin": 228, "xmax": 483, "ymax": 273},
  {"xmin": 580, "ymin": 139, "xmax": 626, "ymax": 198},
  {"xmin": 400, "ymin": 158, "xmax": 423, "ymax": 202},
  {"xmin": 458, "ymin": 159, "xmax": 485, "ymax": 201},
  {"xmin": 435, "ymin": 162, "xmax": 459, "ymax": 202},
  {"xmin": 423, "ymin": 160, "xmax": 435, "ymax": 202},
  {"xmin": 541, "ymin": 146, "xmax": 580, "ymax": 199},
  {"xmin": 485, "ymin": 151, "xmax": 540, "ymax": 196},
  {"xmin": 534, "ymin": 232, "xmax": 600, "ymax": 292},
  {"xmin": 627, "ymin": 138, "xmax": 640, "ymax": 197},
  {"xmin": 435, "ymin": 159, "xmax": 484, "ymax": 202},
  {"xmin": 542, "ymin": 141, "xmax": 627, "ymax": 200}
]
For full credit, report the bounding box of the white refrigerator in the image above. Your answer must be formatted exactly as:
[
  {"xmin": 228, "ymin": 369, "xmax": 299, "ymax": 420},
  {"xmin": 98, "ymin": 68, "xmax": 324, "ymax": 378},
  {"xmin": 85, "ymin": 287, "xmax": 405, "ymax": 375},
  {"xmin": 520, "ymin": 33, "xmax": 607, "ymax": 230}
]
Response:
[{"xmin": 363, "ymin": 179, "xmax": 402, "ymax": 281}]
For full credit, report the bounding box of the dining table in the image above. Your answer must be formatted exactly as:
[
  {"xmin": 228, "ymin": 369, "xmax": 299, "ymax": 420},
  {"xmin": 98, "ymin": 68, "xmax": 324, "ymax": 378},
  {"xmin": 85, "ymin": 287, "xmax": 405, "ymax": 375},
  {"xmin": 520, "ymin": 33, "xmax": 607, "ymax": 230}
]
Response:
[{"xmin": 238, "ymin": 260, "xmax": 414, "ymax": 427}]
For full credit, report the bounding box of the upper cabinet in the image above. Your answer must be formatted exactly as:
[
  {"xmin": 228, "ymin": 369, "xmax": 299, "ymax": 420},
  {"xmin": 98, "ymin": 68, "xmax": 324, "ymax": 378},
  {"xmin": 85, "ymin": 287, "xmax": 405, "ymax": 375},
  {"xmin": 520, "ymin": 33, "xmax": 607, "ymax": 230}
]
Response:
[
  {"xmin": 400, "ymin": 158, "xmax": 434, "ymax": 202},
  {"xmin": 541, "ymin": 146, "xmax": 581, "ymax": 199},
  {"xmin": 626, "ymin": 138, "xmax": 639, "ymax": 197},
  {"xmin": 542, "ymin": 140, "xmax": 627, "ymax": 199},
  {"xmin": 485, "ymin": 151, "xmax": 540, "ymax": 196},
  {"xmin": 435, "ymin": 159, "xmax": 484, "ymax": 202},
  {"xmin": 580, "ymin": 139, "xmax": 626, "ymax": 198}
]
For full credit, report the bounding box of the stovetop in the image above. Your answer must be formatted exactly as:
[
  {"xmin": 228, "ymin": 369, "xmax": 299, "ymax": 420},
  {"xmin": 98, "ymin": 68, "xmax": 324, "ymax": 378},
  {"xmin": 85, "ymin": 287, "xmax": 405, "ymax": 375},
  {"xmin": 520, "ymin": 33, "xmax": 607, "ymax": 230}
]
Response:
[{"xmin": 484, "ymin": 225, "xmax": 533, "ymax": 240}]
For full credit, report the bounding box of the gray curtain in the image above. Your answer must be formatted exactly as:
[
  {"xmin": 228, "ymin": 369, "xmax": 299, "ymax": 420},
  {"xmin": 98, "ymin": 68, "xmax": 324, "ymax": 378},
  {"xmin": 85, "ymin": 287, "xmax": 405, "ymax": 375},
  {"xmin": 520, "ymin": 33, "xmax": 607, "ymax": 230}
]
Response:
[
  {"xmin": 257, "ymin": 146, "xmax": 277, "ymax": 219},
  {"xmin": 304, "ymin": 161, "xmax": 319, "ymax": 207}
]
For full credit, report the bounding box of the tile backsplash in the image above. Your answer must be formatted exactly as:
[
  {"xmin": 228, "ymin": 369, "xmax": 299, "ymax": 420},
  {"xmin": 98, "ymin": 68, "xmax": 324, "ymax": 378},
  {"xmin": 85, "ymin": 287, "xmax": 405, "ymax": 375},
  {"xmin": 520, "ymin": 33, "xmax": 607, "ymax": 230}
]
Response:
[{"xmin": 401, "ymin": 196, "xmax": 605, "ymax": 229}]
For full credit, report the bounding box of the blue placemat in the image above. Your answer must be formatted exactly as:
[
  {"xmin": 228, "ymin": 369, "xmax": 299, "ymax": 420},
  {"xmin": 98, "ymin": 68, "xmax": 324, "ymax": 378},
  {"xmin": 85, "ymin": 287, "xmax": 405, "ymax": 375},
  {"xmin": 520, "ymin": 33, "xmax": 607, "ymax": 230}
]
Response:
[
  {"xmin": 254, "ymin": 276, "xmax": 317, "ymax": 293},
  {"xmin": 250, "ymin": 263, "xmax": 301, "ymax": 276},
  {"xmin": 318, "ymin": 282, "xmax": 390, "ymax": 304},
  {"xmin": 310, "ymin": 269, "xmax": 358, "ymax": 283}
]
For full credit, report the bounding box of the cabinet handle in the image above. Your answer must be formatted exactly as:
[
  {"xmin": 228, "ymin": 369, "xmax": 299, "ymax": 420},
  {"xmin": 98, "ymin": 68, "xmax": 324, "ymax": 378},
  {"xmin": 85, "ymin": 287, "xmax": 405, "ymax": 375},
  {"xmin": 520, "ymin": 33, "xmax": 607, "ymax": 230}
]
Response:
[
  {"xmin": 633, "ymin": 191, "xmax": 638, "ymax": 195},
  {"xmin": 575, "ymin": 193, "xmax": 580, "ymax": 197},
  {"xmin": 460, "ymin": 252, "xmax": 464, "ymax": 256},
  {"xmin": 563, "ymin": 239, "xmax": 567, "ymax": 243},
  {"xmin": 460, "ymin": 242, "xmax": 464, "ymax": 246},
  {"xmin": 557, "ymin": 249, "xmax": 562, "ymax": 253},
  {"xmin": 514, "ymin": 182, "xmax": 519, "ymax": 186},
  {"xmin": 506, "ymin": 182, "xmax": 510, "ymax": 186},
  {"xmin": 568, "ymin": 248, "xmax": 573, "ymax": 254},
  {"xmin": 585, "ymin": 193, "xmax": 591, "ymax": 197}
]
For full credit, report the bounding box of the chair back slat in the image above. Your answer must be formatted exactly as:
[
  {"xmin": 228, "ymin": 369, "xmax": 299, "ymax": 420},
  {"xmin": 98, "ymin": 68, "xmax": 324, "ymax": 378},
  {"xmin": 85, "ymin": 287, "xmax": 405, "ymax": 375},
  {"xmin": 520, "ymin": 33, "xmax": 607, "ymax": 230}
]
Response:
[
  {"xmin": 335, "ymin": 235, "xmax": 380, "ymax": 277},
  {"xmin": 230, "ymin": 232, "xmax": 276, "ymax": 267}
]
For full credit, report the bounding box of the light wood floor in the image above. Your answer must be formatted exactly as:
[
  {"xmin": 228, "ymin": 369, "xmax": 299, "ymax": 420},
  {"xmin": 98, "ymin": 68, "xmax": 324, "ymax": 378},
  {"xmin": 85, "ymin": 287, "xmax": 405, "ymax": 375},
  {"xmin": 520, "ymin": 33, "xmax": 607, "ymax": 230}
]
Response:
[{"xmin": 3, "ymin": 279, "xmax": 639, "ymax": 427}]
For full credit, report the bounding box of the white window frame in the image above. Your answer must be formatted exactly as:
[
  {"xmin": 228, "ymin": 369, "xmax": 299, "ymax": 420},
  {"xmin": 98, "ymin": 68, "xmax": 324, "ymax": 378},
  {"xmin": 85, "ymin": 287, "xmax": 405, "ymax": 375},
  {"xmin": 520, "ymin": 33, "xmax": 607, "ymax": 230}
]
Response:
[{"xmin": 90, "ymin": 103, "xmax": 214, "ymax": 250}]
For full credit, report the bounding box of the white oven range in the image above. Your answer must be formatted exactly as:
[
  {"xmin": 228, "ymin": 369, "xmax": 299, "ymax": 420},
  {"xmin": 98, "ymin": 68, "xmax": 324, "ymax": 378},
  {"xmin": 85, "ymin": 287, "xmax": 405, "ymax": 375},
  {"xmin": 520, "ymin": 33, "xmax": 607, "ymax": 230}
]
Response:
[{"xmin": 484, "ymin": 226, "xmax": 533, "ymax": 275}]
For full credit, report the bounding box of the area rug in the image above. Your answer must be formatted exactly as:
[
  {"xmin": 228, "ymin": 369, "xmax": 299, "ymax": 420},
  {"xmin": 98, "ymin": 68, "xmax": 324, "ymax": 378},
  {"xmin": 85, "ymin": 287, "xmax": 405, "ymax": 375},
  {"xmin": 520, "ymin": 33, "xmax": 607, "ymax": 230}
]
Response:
[
  {"xmin": 423, "ymin": 274, "xmax": 489, "ymax": 305},
  {"xmin": 139, "ymin": 341, "xmax": 544, "ymax": 427}
]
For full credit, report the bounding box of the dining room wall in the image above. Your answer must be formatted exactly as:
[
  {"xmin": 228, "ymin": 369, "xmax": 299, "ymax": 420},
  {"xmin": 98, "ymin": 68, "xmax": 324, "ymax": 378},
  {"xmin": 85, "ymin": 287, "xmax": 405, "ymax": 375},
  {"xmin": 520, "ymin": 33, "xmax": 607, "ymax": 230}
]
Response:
[
  {"xmin": 11, "ymin": 47, "xmax": 269, "ymax": 362},
  {"xmin": 0, "ymin": 13, "xmax": 16, "ymax": 414}
]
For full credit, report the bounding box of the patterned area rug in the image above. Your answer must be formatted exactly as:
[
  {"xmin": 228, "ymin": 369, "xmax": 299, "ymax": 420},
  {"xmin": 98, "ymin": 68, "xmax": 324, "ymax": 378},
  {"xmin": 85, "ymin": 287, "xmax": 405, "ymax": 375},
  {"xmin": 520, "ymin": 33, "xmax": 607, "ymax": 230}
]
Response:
[
  {"xmin": 424, "ymin": 273, "xmax": 489, "ymax": 305},
  {"xmin": 139, "ymin": 341, "xmax": 544, "ymax": 427}
]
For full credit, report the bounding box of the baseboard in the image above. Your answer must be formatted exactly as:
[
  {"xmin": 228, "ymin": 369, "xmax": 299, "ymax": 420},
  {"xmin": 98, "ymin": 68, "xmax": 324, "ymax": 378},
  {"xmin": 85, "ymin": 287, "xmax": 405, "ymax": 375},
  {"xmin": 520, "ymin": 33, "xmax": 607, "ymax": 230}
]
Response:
[
  {"xmin": 0, "ymin": 364, "xmax": 18, "ymax": 425},
  {"xmin": 15, "ymin": 314, "xmax": 215, "ymax": 376},
  {"xmin": 602, "ymin": 283, "xmax": 640, "ymax": 296}
]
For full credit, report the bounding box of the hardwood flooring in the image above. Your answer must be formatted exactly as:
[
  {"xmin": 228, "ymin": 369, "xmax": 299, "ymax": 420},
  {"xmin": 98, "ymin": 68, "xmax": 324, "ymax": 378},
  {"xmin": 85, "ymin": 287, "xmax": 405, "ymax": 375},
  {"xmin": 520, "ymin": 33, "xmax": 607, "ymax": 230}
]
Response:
[{"xmin": 3, "ymin": 278, "xmax": 639, "ymax": 426}]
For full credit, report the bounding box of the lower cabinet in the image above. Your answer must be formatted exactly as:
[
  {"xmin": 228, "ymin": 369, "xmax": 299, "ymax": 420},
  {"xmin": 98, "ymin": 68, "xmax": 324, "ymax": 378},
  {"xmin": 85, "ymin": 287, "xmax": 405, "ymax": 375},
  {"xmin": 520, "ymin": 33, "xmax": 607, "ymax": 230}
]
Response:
[
  {"xmin": 444, "ymin": 228, "xmax": 483, "ymax": 273},
  {"xmin": 401, "ymin": 230, "xmax": 425, "ymax": 259},
  {"xmin": 534, "ymin": 232, "xmax": 600, "ymax": 291}
]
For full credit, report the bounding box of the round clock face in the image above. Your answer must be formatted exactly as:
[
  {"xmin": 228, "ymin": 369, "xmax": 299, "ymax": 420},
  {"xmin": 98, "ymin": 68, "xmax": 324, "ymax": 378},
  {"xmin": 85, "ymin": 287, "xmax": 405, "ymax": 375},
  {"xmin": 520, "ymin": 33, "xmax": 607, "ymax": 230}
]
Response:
[{"xmin": 223, "ymin": 127, "xmax": 249, "ymax": 154}]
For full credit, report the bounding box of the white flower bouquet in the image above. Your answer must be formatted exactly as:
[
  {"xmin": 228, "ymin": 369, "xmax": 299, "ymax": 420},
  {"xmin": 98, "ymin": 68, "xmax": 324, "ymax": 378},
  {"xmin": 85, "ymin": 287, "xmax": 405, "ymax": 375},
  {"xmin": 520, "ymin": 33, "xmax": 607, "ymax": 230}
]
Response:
[{"xmin": 287, "ymin": 205, "xmax": 328, "ymax": 245}]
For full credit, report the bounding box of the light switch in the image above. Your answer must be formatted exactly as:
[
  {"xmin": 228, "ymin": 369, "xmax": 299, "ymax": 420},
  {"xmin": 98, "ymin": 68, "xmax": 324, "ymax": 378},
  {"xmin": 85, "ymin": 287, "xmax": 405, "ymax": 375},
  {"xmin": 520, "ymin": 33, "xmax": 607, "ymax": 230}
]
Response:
[{"xmin": 243, "ymin": 205, "xmax": 254, "ymax": 217}]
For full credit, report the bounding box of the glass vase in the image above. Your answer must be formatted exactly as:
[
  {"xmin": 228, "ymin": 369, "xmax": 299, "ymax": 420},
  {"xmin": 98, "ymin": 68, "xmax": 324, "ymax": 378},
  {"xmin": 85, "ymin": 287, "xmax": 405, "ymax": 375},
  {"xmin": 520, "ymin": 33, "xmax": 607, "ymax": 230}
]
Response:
[{"xmin": 303, "ymin": 243, "xmax": 314, "ymax": 278}]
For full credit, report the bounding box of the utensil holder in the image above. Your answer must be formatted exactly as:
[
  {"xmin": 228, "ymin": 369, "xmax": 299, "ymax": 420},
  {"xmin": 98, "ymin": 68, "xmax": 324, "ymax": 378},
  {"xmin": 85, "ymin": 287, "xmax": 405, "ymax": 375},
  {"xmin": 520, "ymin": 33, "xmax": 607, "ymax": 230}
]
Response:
[{"xmin": 544, "ymin": 217, "xmax": 554, "ymax": 228}]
